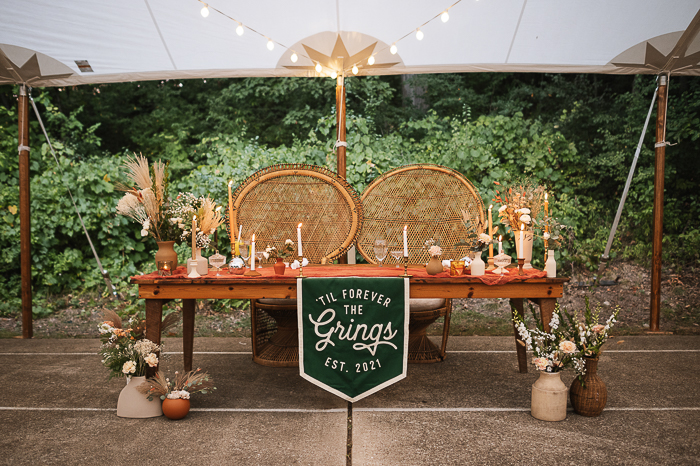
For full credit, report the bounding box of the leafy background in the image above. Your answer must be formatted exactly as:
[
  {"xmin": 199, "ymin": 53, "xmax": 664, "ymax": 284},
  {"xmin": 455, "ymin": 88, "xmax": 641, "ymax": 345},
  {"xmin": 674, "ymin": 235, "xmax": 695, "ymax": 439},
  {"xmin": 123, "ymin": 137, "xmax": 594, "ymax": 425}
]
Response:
[{"xmin": 0, "ymin": 73, "xmax": 698, "ymax": 318}]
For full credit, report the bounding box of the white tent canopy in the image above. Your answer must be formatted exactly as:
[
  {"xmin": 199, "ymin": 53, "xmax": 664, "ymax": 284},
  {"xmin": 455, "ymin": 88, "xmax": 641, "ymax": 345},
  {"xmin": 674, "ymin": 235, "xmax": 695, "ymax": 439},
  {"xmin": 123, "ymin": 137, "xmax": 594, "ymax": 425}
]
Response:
[{"xmin": 1, "ymin": 0, "xmax": 699, "ymax": 87}]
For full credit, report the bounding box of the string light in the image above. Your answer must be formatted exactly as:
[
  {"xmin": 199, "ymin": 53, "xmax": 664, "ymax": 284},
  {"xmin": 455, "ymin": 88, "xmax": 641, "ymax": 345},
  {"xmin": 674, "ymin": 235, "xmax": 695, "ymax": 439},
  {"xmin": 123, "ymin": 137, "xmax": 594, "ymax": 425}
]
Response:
[
  {"xmin": 330, "ymin": 71, "xmax": 338, "ymax": 79},
  {"xmin": 200, "ymin": 5, "xmax": 209, "ymax": 17},
  {"xmin": 236, "ymin": 24, "xmax": 244, "ymax": 36},
  {"xmin": 352, "ymin": 65, "xmax": 359, "ymax": 75},
  {"xmin": 291, "ymin": 52, "xmax": 298, "ymax": 63},
  {"xmin": 416, "ymin": 29, "xmax": 424, "ymax": 41},
  {"xmin": 266, "ymin": 39, "xmax": 274, "ymax": 51},
  {"xmin": 315, "ymin": 63, "xmax": 322, "ymax": 73},
  {"xmin": 368, "ymin": 55, "xmax": 375, "ymax": 66},
  {"xmin": 390, "ymin": 44, "xmax": 398, "ymax": 55},
  {"xmin": 441, "ymin": 11, "xmax": 450, "ymax": 22}
]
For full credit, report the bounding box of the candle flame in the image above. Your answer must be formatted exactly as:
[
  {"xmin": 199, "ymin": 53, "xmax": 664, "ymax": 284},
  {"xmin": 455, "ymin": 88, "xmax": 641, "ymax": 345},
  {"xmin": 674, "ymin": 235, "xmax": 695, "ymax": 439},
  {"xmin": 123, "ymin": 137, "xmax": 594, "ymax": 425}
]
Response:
[
  {"xmin": 545, "ymin": 192, "xmax": 548, "ymax": 201},
  {"xmin": 521, "ymin": 224, "xmax": 525, "ymax": 231},
  {"xmin": 298, "ymin": 223, "xmax": 302, "ymax": 228},
  {"xmin": 228, "ymin": 180, "xmax": 233, "ymax": 187},
  {"xmin": 498, "ymin": 235, "xmax": 502, "ymax": 241},
  {"xmin": 489, "ymin": 204, "xmax": 493, "ymax": 210},
  {"xmin": 215, "ymin": 206, "xmax": 222, "ymax": 212},
  {"xmin": 193, "ymin": 215, "xmax": 196, "ymax": 221},
  {"xmin": 403, "ymin": 225, "xmax": 407, "ymax": 231}
]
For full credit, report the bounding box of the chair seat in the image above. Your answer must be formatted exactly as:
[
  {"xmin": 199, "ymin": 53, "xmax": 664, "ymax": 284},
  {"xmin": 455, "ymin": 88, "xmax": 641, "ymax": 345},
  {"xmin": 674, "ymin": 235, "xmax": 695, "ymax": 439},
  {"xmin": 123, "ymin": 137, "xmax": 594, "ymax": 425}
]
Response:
[
  {"xmin": 409, "ymin": 298, "xmax": 446, "ymax": 312},
  {"xmin": 257, "ymin": 298, "xmax": 297, "ymax": 306}
]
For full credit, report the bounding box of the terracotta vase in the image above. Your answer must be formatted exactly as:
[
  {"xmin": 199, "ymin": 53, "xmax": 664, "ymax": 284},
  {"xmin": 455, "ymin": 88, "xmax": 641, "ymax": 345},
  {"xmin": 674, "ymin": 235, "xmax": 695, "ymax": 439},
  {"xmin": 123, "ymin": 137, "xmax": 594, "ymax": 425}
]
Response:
[
  {"xmin": 155, "ymin": 241, "xmax": 178, "ymax": 269},
  {"xmin": 116, "ymin": 376, "xmax": 163, "ymax": 418},
  {"xmin": 514, "ymin": 229, "xmax": 534, "ymax": 269},
  {"xmin": 531, "ymin": 371, "xmax": 568, "ymax": 421},
  {"xmin": 273, "ymin": 257, "xmax": 286, "ymax": 275},
  {"xmin": 162, "ymin": 398, "xmax": 191, "ymax": 420},
  {"xmin": 426, "ymin": 256, "xmax": 443, "ymax": 275},
  {"xmin": 570, "ymin": 357, "xmax": 607, "ymax": 416}
]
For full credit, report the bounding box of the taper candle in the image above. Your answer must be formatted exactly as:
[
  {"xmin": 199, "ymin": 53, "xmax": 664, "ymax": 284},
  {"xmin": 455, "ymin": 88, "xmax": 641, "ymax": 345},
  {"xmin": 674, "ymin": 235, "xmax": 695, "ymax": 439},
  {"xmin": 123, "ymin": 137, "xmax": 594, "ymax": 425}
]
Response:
[
  {"xmin": 498, "ymin": 235, "xmax": 503, "ymax": 255},
  {"xmin": 228, "ymin": 180, "xmax": 234, "ymax": 244},
  {"xmin": 191, "ymin": 215, "xmax": 197, "ymax": 260},
  {"xmin": 519, "ymin": 224, "xmax": 524, "ymax": 259},
  {"xmin": 488, "ymin": 204, "xmax": 493, "ymax": 258},
  {"xmin": 544, "ymin": 192, "xmax": 549, "ymax": 234},
  {"xmin": 403, "ymin": 225, "xmax": 408, "ymax": 257},
  {"xmin": 251, "ymin": 234, "xmax": 256, "ymax": 270},
  {"xmin": 297, "ymin": 223, "xmax": 303, "ymax": 256}
]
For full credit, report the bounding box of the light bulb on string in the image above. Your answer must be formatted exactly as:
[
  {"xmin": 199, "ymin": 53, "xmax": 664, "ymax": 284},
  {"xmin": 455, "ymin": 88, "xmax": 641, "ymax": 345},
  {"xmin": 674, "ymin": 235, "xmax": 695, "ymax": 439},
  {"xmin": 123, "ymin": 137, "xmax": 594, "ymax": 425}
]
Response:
[
  {"xmin": 236, "ymin": 24, "xmax": 244, "ymax": 36},
  {"xmin": 416, "ymin": 29, "xmax": 424, "ymax": 41},
  {"xmin": 200, "ymin": 5, "xmax": 209, "ymax": 17},
  {"xmin": 368, "ymin": 55, "xmax": 375, "ymax": 66},
  {"xmin": 390, "ymin": 44, "xmax": 397, "ymax": 55},
  {"xmin": 290, "ymin": 53, "xmax": 298, "ymax": 63},
  {"xmin": 441, "ymin": 11, "xmax": 450, "ymax": 23},
  {"xmin": 330, "ymin": 71, "xmax": 338, "ymax": 79},
  {"xmin": 352, "ymin": 65, "xmax": 359, "ymax": 75},
  {"xmin": 266, "ymin": 40, "xmax": 274, "ymax": 51},
  {"xmin": 315, "ymin": 63, "xmax": 322, "ymax": 73}
]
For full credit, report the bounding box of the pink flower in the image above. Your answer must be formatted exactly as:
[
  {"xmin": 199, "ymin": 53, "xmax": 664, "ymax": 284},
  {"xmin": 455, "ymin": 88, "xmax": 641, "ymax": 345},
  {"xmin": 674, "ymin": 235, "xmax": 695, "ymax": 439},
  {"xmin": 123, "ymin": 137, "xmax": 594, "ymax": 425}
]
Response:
[
  {"xmin": 559, "ymin": 340, "xmax": 577, "ymax": 354},
  {"xmin": 592, "ymin": 324, "xmax": 605, "ymax": 334},
  {"xmin": 533, "ymin": 357, "xmax": 549, "ymax": 371}
]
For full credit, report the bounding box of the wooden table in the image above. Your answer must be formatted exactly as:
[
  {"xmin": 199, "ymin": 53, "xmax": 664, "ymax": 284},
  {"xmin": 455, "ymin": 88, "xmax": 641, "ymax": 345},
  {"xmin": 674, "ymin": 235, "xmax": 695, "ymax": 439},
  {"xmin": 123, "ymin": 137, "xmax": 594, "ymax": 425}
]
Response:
[{"xmin": 132, "ymin": 265, "xmax": 567, "ymax": 374}]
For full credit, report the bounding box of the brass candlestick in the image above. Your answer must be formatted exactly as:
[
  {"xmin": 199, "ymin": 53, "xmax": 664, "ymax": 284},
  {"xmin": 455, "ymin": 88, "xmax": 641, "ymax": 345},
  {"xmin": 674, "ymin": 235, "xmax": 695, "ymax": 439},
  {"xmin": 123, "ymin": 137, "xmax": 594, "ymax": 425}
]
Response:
[
  {"xmin": 544, "ymin": 239, "xmax": 549, "ymax": 266},
  {"xmin": 486, "ymin": 257, "xmax": 496, "ymax": 271},
  {"xmin": 517, "ymin": 258, "xmax": 525, "ymax": 275},
  {"xmin": 297, "ymin": 255, "xmax": 305, "ymax": 277},
  {"xmin": 400, "ymin": 256, "xmax": 412, "ymax": 278}
]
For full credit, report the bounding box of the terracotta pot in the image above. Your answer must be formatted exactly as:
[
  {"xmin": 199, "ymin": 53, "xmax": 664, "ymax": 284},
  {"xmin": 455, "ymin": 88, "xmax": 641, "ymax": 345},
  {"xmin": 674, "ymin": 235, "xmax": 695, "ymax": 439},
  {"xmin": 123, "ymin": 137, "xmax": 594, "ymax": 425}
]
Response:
[
  {"xmin": 531, "ymin": 371, "xmax": 568, "ymax": 421},
  {"xmin": 570, "ymin": 357, "xmax": 607, "ymax": 416},
  {"xmin": 155, "ymin": 241, "xmax": 178, "ymax": 269},
  {"xmin": 514, "ymin": 229, "xmax": 534, "ymax": 269},
  {"xmin": 273, "ymin": 257, "xmax": 286, "ymax": 275},
  {"xmin": 116, "ymin": 376, "xmax": 163, "ymax": 418},
  {"xmin": 162, "ymin": 398, "xmax": 191, "ymax": 420},
  {"xmin": 426, "ymin": 256, "xmax": 443, "ymax": 275}
]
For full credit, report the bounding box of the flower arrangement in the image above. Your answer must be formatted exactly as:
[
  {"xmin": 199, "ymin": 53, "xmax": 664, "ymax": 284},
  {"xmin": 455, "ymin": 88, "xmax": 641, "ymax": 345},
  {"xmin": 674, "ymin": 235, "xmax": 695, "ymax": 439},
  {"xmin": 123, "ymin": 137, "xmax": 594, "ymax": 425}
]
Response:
[
  {"xmin": 97, "ymin": 309, "xmax": 178, "ymax": 379},
  {"xmin": 137, "ymin": 368, "xmax": 216, "ymax": 401},
  {"xmin": 512, "ymin": 307, "xmax": 583, "ymax": 373},
  {"xmin": 424, "ymin": 238, "xmax": 442, "ymax": 257},
  {"xmin": 493, "ymin": 178, "xmax": 545, "ymax": 232},
  {"xmin": 556, "ymin": 298, "xmax": 620, "ymax": 377},
  {"xmin": 115, "ymin": 153, "xmax": 178, "ymax": 241},
  {"xmin": 168, "ymin": 192, "xmax": 224, "ymax": 249},
  {"xmin": 263, "ymin": 239, "xmax": 295, "ymax": 260}
]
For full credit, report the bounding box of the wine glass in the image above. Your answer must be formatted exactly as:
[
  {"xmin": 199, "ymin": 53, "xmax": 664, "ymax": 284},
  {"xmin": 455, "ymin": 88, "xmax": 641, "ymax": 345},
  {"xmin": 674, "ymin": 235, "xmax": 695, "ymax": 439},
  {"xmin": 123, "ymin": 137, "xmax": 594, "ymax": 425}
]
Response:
[
  {"xmin": 390, "ymin": 250, "xmax": 403, "ymax": 268},
  {"xmin": 240, "ymin": 241, "xmax": 251, "ymax": 264},
  {"xmin": 255, "ymin": 251, "xmax": 265, "ymax": 269},
  {"xmin": 373, "ymin": 239, "xmax": 388, "ymax": 267}
]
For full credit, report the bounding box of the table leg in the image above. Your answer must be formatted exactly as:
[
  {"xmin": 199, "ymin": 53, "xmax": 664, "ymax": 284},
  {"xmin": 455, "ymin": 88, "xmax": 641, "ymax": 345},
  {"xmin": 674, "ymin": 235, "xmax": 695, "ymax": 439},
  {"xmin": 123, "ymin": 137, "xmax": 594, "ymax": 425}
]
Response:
[
  {"xmin": 145, "ymin": 299, "xmax": 163, "ymax": 377},
  {"xmin": 182, "ymin": 299, "xmax": 196, "ymax": 372},
  {"xmin": 510, "ymin": 298, "xmax": 528, "ymax": 373},
  {"xmin": 539, "ymin": 298, "xmax": 556, "ymax": 333}
]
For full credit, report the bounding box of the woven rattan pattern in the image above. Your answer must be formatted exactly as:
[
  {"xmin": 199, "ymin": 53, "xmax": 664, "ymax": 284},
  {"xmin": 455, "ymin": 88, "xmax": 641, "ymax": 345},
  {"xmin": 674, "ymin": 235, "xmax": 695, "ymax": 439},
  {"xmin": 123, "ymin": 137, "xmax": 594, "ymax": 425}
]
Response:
[
  {"xmin": 230, "ymin": 164, "xmax": 363, "ymax": 264},
  {"xmin": 357, "ymin": 164, "xmax": 484, "ymax": 265}
]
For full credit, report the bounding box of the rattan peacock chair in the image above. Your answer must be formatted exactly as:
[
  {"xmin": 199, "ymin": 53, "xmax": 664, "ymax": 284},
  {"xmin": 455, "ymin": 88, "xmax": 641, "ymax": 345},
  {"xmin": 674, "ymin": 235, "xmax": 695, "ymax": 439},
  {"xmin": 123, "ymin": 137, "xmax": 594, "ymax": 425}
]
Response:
[
  {"xmin": 229, "ymin": 164, "xmax": 363, "ymax": 367},
  {"xmin": 357, "ymin": 164, "xmax": 485, "ymax": 363}
]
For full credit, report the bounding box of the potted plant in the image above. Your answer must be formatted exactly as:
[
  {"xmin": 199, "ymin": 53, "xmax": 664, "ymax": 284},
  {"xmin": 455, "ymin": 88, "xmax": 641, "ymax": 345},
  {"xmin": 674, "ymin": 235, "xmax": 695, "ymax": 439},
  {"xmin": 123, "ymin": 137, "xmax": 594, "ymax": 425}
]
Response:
[
  {"xmin": 97, "ymin": 310, "xmax": 179, "ymax": 418},
  {"xmin": 263, "ymin": 239, "xmax": 296, "ymax": 275},
  {"xmin": 557, "ymin": 298, "xmax": 620, "ymax": 416},
  {"xmin": 138, "ymin": 368, "xmax": 216, "ymax": 420},
  {"xmin": 513, "ymin": 307, "xmax": 583, "ymax": 421}
]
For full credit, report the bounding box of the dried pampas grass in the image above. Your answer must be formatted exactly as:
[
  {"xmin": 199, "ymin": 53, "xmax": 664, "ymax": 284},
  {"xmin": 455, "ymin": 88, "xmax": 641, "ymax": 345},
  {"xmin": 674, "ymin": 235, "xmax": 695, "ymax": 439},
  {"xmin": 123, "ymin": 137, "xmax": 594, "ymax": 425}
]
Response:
[{"xmin": 124, "ymin": 153, "xmax": 153, "ymax": 190}]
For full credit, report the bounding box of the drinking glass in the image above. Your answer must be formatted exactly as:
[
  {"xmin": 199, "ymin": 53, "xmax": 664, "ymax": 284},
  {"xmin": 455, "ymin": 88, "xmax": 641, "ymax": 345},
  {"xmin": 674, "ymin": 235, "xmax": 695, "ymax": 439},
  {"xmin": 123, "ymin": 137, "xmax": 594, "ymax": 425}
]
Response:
[
  {"xmin": 240, "ymin": 241, "xmax": 251, "ymax": 263},
  {"xmin": 390, "ymin": 250, "xmax": 403, "ymax": 268},
  {"xmin": 255, "ymin": 251, "xmax": 265, "ymax": 269},
  {"xmin": 373, "ymin": 239, "xmax": 388, "ymax": 267}
]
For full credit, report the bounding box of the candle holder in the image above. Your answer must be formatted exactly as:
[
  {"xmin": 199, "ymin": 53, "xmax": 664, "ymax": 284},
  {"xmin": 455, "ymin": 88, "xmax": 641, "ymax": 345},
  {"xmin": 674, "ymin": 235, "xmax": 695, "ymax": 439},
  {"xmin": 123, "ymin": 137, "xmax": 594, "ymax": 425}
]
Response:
[
  {"xmin": 544, "ymin": 239, "xmax": 549, "ymax": 266},
  {"xmin": 157, "ymin": 260, "xmax": 174, "ymax": 277},
  {"xmin": 187, "ymin": 260, "xmax": 201, "ymax": 278},
  {"xmin": 517, "ymin": 258, "xmax": 525, "ymax": 275},
  {"xmin": 297, "ymin": 255, "xmax": 305, "ymax": 277},
  {"xmin": 450, "ymin": 260, "xmax": 465, "ymax": 276},
  {"xmin": 486, "ymin": 257, "xmax": 496, "ymax": 271},
  {"xmin": 493, "ymin": 253, "xmax": 511, "ymax": 275},
  {"xmin": 399, "ymin": 257, "xmax": 412, "ymax": 278}
]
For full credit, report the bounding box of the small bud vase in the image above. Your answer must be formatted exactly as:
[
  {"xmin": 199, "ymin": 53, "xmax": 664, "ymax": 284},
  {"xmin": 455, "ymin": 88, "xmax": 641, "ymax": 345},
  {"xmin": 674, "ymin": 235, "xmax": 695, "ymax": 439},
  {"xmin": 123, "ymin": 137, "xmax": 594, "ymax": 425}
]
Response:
[
  {"xmin": 426, "ymin": 256, "xmax": 443, "ymax": 275},
  {"xmin": 273, "ymin": 257, "xmax": 286, "ymax": 275},
  {"xmin": 470, "ymin": 252, "xmax": 485, "ymax": 276}
]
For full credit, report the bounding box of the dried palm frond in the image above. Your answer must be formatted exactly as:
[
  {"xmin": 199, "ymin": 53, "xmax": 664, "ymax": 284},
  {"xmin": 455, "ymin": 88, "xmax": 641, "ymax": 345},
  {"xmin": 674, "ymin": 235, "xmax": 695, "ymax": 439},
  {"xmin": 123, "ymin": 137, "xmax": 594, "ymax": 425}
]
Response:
[
  {"xmin": 197, "ymin": 196, "xmax": 224, "ymax": 236},
  {"xmin": 124, "ymin": 153, "xmax": 153, "ymax": 190},
  {"xmin": 137, "ymin": 371, "xmax": 169, "ymax": 399},
  {"xmin": 101, "ymin": 309, "xmax": 123, "ymax": 328},
  {"xmin": 161, "ymin": 311, "xmax": 180, "ymax": 334},
  {"xmin": 116, "ymin": 192, "xmax": 148, "ymax": 224},
  {"xmin": 152, "ymin": 160, "xmax": 167, "ymax": 205}
]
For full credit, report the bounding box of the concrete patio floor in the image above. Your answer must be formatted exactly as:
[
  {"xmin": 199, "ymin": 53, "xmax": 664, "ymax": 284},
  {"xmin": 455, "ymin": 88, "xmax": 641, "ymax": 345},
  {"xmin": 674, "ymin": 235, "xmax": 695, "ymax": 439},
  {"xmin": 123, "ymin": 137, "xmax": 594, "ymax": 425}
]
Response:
[{"xmin": 1, "ymin": 335, "xmax": 698, "ymax": 465}]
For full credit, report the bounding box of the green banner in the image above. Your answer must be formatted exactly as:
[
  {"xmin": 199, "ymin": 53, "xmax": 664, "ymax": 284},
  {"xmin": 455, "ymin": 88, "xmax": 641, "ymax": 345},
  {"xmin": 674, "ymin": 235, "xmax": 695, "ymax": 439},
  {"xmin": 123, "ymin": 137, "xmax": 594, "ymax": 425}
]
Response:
[{"xmin": 298, "ymin": 277, "xmax": 409, "ymax": 402}]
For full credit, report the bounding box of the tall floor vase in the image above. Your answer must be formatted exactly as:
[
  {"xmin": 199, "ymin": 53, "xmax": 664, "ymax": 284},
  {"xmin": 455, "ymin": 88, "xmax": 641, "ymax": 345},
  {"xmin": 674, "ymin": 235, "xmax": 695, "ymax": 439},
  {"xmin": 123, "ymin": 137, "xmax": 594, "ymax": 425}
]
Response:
[
  {"xmin": 570, "ymin": 357, "xmax": 608, "ymax": 416},
  {"xmin": 530, "ymin": 371, "xmax": 568, "ymax": 421}
]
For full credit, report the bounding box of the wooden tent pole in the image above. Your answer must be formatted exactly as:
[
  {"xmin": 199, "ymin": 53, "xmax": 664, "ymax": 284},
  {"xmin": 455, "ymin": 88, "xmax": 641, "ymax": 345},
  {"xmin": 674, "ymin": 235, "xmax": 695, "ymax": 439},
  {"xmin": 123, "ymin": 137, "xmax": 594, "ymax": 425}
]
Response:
[
  {"xmin": 649, "ymin": 75, "xmax": 668, "ymax": 332},
  {"xmin": 336, "ymin": 74, "xmax": 348, "ymax": 264},
  {"xmin": 18, "ymin": 84, "xmax": 32, "ymax": 338}
]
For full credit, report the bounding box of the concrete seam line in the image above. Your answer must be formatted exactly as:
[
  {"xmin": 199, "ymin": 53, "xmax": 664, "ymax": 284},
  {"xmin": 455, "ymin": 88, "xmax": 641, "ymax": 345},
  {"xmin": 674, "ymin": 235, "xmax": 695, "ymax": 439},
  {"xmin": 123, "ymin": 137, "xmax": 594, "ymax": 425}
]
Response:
[
  {"xmin": 353, "ymin": 407, "xmax": 700, "ymax": 412},
  {"xmin": 191, "ymin": 408, "xmax": 346, "ymax": 413},
  {"xmin": 0, "ymin": 407, "xmax": 116, "ymax": 411}
]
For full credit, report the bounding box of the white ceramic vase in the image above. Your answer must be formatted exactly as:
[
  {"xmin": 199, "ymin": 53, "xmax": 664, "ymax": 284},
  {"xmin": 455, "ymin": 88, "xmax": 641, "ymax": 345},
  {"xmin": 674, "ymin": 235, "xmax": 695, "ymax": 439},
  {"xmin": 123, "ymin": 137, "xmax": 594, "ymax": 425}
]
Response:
[
  {"xmin": 514, "ymin": 230, "xmax": 534, "ymax": 269},
  {"xmin": 116, "ymin": 376, "xmax": 163, "ymax": 418},
  {"xmin": 531, "ymin": 371, "xmax": 568, "ymax": 421},
  {"xmin": 470, "ymin": 252, "xmax": 485, "ymax": 276},
  {"xmin": 545, "ymin": 249, "xmax": 557, "ymax": 278}
]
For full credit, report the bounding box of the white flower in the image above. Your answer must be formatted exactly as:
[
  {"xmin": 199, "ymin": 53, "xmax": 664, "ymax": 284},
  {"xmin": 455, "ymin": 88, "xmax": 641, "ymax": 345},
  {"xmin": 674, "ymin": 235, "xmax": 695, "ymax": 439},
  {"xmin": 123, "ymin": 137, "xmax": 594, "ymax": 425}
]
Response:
[
  {"xmin": 543, "ymin": 232, "xmax": 551, "ymax": 240},
  {"xmin": 122, "ymin": 361, "xmax": 136, "ymax": 374},
  {"xmin": 519, "ymin": 208, "xmax": 531, "ymax": 215},
  {"xmin": 143, "ymin": 219, "xmax": 150, "ymax": 229},
  {"xmin": 145, "ymin": 353, "xmax": 159, "ymax": 367},
  {"xmin": 498, "ymin": 205, "xmax": 507, "ymax": 213},
  {"xmin": 98, "ymin": 322, "xmax": 113, "ymax": 334},
  {"xmin": 167, "ymin": 390, "xmax": 190, "ymax": 400},
  {"xmin": 428, "ymin": 245, "xmax": 442, "ymax": 257},
  {"xmin": 520, "ymin": 214, "xmax": 532, "ymax": 224},
  {"xmin": 478, "ymin": 233, "xmax": 491, "ymax": 243},
  {"xmin": 141, "ymin": 229, "xmax": 149, "ymax": 237},
  {"xmin": 285, "ymin": 239, "xmax": 294, "ymax": 245},
  {"xmin": 262, "ymin": 251, "xmax": 270, "ymax": 260}
]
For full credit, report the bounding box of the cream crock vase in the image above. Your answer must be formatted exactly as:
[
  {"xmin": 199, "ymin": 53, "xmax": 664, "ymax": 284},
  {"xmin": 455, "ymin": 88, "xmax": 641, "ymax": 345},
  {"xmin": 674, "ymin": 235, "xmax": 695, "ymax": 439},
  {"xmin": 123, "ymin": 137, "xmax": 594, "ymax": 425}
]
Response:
[{"xmin": 530, "ymin": 370, "xmax": 568, "ymax": 421}]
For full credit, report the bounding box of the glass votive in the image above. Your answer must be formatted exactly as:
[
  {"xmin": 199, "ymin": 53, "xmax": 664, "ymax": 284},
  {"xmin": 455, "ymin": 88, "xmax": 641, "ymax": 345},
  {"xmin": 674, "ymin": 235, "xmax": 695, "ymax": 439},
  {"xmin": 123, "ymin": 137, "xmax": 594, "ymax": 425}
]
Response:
[
  {"xmin": 450, "ymin": 260, "xmax": 465, "ymax": 276},
  {"xmin": 157, "ymin": 260, "xmax": 174, "ymax": 276}
]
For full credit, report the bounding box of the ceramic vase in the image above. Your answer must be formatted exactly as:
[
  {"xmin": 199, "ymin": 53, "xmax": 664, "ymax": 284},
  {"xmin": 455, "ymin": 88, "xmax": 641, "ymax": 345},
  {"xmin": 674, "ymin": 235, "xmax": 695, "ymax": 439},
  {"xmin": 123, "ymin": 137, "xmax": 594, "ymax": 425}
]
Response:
[
  {"xmin": 570, "ymin": 357, "xmax": 607, "ymax": 416},
  {"xmin": 470, "ymin": 252, "xmax": 485, "ymax": 276},
  {"xmin": 531, "ymin": 371, "xmax": 568, "ymax": 421},
  {"xmin": 155, "ymin": 241, "xmax": 178, "ymax": 269},
  {"xmin": 273, "ymin": 257, "xmax": 286, "ymax": 275},
  {"xmin": 116, "ymin": 376, "xmax": 163, "ymax": 418},
  {"xmin": 545, "ymin": 249, "xmax": 557, "ymax": 278},
  {"xmin": 187, "ymin": 247, "xmax": 209, "ymax": 275},
  {"xmin": 514, "ymin": 230, "xmax": 534, "ymax": 269},
  {"xmin": 426, "ymin": 256, "xmax": 443, "ymax": 275},
  {"xmin": 162, "ymin": 398, "xmax": 191, "ymax": 420}
]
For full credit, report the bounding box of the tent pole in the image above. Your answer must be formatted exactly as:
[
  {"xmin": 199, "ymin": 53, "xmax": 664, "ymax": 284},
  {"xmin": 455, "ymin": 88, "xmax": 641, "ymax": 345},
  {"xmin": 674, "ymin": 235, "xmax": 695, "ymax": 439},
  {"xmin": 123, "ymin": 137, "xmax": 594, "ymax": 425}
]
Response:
[
  {"xmin": 649, "ymin": 75, "xmax": 668, "ymax": 333},
  {"xmin": 18, "ymin": 84, "xmax": 32, "ymax": 339},
  {"xmin": 336, "ymin": 74, "xmax": 348, "ymax": 264}
]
